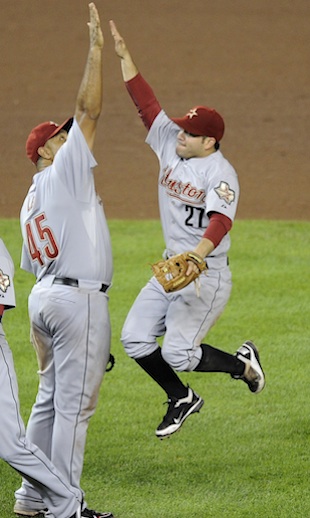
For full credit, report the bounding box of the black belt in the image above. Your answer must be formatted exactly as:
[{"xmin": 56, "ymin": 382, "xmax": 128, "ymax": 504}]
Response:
[{"xmin": 53, "ymin": 277, "xmax": 109, "ymax": 293}]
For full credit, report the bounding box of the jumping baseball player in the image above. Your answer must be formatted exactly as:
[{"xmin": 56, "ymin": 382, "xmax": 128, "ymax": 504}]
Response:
[
  {"xmin": 15, "ymin": 4, "xmax": 114, "ymax": 517},
  {"xmin": 110, "ymin": 21, "xmax": 265, "ymax": 439},
  {"xmin": 0, "ymin": 238, "xmax": 83, "ymax": 518}
]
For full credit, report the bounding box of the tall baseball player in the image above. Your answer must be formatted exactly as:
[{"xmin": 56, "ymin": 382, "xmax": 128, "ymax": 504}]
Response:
[
  {"xmin": 110, "ymin": 21, "xmax": 265, "ymax": 439},
  {"xmin": 0, "ymin": 238, "xmax": 83, "ymax": 518},
  {"xmin": 15, "ymin": 4, "xmax": 114, "ymax": 518}
]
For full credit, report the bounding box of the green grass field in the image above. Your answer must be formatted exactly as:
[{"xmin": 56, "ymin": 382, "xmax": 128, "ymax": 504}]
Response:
[{"xmin": 0, "ymin": 219, "xmax": 309, "ymax": 517}]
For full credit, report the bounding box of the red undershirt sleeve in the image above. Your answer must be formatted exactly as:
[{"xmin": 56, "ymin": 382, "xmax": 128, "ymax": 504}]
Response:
[
  {"xmin": 203, "ymin": 212, "xmax": 233, "ymax": 248},
  {"xmin": 125, "ymin": 73, "xmax": 162, "ymax": 131}
]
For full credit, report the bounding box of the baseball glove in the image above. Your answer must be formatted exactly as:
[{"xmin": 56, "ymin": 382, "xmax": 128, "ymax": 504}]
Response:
[{"xmin": 151, "ymin": 251, "xmax": 206, "ymax": 293}]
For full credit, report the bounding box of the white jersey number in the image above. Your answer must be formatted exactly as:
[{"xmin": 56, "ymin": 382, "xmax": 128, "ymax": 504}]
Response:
[{"xmin": 25, "ymin": 213, "xmax": 59, "ymax": 266}]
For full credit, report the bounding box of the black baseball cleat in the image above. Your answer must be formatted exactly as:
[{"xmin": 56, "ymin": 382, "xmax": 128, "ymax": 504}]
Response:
[
  {"xmin": 231, "ymin": 340, "xmax": 265, "ymax": 393},
  {"xmin": 81, "ymin": 508, "xmax": 114, "ymax": 518},
  {"xmin": 156, "ymin": 387, "xmax": 204, "ymax": 439}
]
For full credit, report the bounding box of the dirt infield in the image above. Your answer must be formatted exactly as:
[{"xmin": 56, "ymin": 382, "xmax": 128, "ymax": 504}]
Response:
[{"xmin": 1, "ymin": 0, "xmax": 309, "ymax": 220}]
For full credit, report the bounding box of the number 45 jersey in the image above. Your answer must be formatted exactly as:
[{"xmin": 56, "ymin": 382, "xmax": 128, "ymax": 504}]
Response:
[
  {"xmin": 20, "ymin": 119, "xmax": 113, "ymax": 284},
  {"xmin": 146, "ymin": 110, "xmax": 240, "ymax": 259}
]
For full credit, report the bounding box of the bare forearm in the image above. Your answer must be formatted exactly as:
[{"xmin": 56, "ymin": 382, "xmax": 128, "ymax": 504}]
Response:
[
  {"xmin": 76, "ymin": 45, "xmax": 103, "ymax": 121},
  {"xmin": 192, "ymin": 213, "xmax": 232, "ymax": 266},
  {"xmin": 193, "ymin": 238, "xmax": 215, "ymax": 259},
  {"xmin": 110, "ymin": 20, "xmax": 139, "ymax": 81},
  {"xmin": 120, "ymin": 51, "xmax": 139, "ymax": 81},
  {"xmin": 74, "ymin": 3, "xmax": 103, "ymax": 149}
]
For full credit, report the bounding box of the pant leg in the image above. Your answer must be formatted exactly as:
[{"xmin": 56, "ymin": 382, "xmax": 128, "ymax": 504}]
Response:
[
  {"xmin": 121, "ymin": 278, "xmax": 169, "ymax": 358},
  {"xmin": 51, "ymin": 288, "xmax": 110, "ymax": 486},
  {"xmin": 0, "ymin": 329, "xmax": 81, "ymax": 518},
  {"xmin": 162, "ymin": 268, "xmax": 232, "ymax": 371},
  {"xmin": 15, "ymin": 286, "xmax": 56, "ymax": 507}
]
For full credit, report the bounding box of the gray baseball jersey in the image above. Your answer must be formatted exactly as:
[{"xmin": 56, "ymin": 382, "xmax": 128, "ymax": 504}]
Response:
[
  {"xmin": 0, "ymin": 239, "xmax": 81, "ymax": 518},
  {"xmin": 146, "ymin": 110, "xmax": 239, "ymax": 260},
  {"xmin": 20, "ymin": 118, "xmax": 113, "ymax": 284}
]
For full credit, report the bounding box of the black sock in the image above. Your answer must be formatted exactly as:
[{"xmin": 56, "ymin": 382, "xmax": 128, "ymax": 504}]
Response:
[
  {"xmin": 194, "ymin": 343, "xmax": 245, "ymax": 375},
  {"xmin": 135, "ymin": 348, "xmax": 188, "ymax": 399}
]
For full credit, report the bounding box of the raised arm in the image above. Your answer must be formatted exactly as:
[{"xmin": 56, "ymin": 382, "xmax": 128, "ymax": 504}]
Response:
[
  {"xmin": 75, "ymin": 2, "xmax": 103, "ymax": 150},
  {"xmin": 109, "ymin": 20, "xmax": 161, "ymax": 130},
  {"xmin": 109, "ymin": 20, "xmax": 138, "ymax": 81}
]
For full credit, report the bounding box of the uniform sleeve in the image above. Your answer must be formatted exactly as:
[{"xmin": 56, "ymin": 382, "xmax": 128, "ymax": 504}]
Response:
[
  {"xmin": 145, "ymin": 110, "xmax": 180, "ymax": 158},
  {"xmin": 205, "ymin": 157, "xmax": 240, "ymax": 222},
  {"xmin": 51, "ymin": 119, "xmax": 98, "ymax": 202},
  {"xmin": 0, "ymin": 240, "xmax": 16, "ymax": 310},
  {"xmin": 125, "ymin": 73, "xmax": 162, "ymax": 130},
  {"xmin": 203, "ymin": 212, "xmax": 232, "ymax": 248},
  {"xmin": 20, "ymin": 241, "xmax": 33, "ymax": 274}
]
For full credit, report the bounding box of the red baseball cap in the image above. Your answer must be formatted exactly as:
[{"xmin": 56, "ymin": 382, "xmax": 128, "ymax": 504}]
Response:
[
  {"xmin": 26, "ymin": 117, "xmax": 73, "ymax": 164},
  {"xmin": 171, "ymin": 106, "xmax": 225, "ymax": 141}
]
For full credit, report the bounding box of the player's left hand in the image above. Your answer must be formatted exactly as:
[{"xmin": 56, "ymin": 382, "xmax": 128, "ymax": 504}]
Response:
[{"xmin": 186, "ymin": 260, "xmax": 201, "ymax": 276}]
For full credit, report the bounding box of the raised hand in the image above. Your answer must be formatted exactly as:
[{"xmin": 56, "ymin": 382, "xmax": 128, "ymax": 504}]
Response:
[
  {"xmin": 109, "ymin": 19, "xmax": 138, "ymax": 80},
  {"xmin": 109, "ymin": 20, "xmax": 128, "ymax": 59},
  {"xmin": 88, "ymin": 2, "xmax": 103, "ymax": 49}
]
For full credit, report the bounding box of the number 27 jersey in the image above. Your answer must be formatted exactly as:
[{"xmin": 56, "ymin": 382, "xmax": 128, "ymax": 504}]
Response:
[{"xmin": 146, "ymin": 110, "xmax": 240, "ymax": 257}]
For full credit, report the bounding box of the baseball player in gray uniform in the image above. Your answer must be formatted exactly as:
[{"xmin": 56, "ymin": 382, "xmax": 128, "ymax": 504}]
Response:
[
  {"xmin": 15, "ymin": 4, "xmax": 114, "ymax": 518},
  {"xmin": 0, "ymin": 238, "xmax": 83, "ymax": 518},
  {"xmin": 110, "ymin": 21, "xmax": 265, "ymax": 439}
]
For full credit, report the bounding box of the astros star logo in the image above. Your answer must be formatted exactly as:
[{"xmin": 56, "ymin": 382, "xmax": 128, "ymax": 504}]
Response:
[
  {"xmin": 0, "ymin": 269, "xmax": 10, "ymax": 293},
  {"xmin": 214, "ymin": 181, "xmax": 235, "ymax": 205},
  {"xmin": 186, "ymin": 108, "xmax": 198, "ymax": 119}
]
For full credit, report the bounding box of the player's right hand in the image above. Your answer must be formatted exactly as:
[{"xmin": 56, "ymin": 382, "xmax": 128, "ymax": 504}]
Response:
[{"xmin": 109, "ymin": 20, "xmax": 128, "ymax": 58}]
